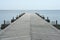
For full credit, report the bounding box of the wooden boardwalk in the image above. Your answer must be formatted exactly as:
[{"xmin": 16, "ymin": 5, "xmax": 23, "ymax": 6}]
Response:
[{"xmin": 0, "ymin": 13, "xmax": 60, "ymax": 40}]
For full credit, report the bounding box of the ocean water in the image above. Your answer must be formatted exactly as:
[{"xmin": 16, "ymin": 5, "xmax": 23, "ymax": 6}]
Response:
[
  {"xmin": 0, "ymin": 10, "xmax": 20, "ymax": 26},
  {"xmin": 0, "ymin": 10, "xmax": 60, "ymax": 26}
]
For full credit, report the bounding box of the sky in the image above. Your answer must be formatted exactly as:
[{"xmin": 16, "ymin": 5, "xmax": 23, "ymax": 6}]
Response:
[{"xmin": 0, "ymin": 0, "xmax": 60, "ymax": 10}]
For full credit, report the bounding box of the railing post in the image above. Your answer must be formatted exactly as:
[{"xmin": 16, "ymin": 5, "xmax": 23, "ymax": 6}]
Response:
[
  {"xmin": 46, "ymin": 17, "xmax": 50, "ymax": 23},
  {"xmin": 56, "ymin": 20, "xmax": 58, "ymax": 26},
  {"xmin": 4, "ymin": 20, "xmax": 5, "ymax": 25}
]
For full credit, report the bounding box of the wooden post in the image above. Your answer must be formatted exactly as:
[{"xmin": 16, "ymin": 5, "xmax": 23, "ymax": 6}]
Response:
[
  {"xmin": 13, "ymin": 17, "xmax": 14, "ymax": 20},
  {"xmin": 47, "ymin": 17, "xmax": 48, "ymax": 20},
  {"xmin": 46, "ymin": 17, "xmax": 50, "ymax": 23},
  {"xmin": 4, "ymin": 20, "xmax": 5, "ymax": 25},
  {"xmin": 56, "ymin": 20, "xmax": 58, "ymax": 26}
]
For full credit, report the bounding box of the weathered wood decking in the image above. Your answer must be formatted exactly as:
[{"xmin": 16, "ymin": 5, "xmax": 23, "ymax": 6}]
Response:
[{"xmin": 0, "ymin": 13, "xmax": 60, "ymax": 40}]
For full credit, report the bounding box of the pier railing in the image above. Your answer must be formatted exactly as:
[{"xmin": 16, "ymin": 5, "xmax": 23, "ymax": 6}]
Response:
[
  {"xmin": 35, "ymin": 13, "xmax": 60, "ymax": 30},
  {"xmin": 0, "ymin": 13, "xmax": 25, "ymax": 30}
]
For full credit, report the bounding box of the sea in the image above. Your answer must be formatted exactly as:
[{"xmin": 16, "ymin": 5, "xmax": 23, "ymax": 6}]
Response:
[{"xmin": 0, "ymin": 10, "xmax": 60, "ymax": 27}]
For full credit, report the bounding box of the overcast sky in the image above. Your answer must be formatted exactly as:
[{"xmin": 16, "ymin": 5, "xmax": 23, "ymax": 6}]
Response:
[{"xmin": 0, "ymin": 0, "xmax": 60, "ymax": 10}]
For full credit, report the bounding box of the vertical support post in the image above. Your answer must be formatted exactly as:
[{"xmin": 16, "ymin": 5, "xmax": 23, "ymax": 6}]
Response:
[
  {"xmin": 56, "ymin": 20, "xmax": 58, "ymax": 26},
  {"xmin": 4, "ymin": 20, "xmax": 5, "ymax": 25},
  {"xmin": 13, "ymin": 17, "xmax": 14, "ymax": 20},
  {"xmin": 47, "ymin": 17, "xmax": 48, "ymax": 20},
  {"xmin": 46, "ymin": 17, "xmax": 50, "ymax": 23}
]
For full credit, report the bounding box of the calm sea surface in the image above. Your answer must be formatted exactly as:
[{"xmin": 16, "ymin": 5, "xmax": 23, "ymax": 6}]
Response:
[{"xmin": 0, "ymin": 10, "xmax": 60, "ymax": 26}]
